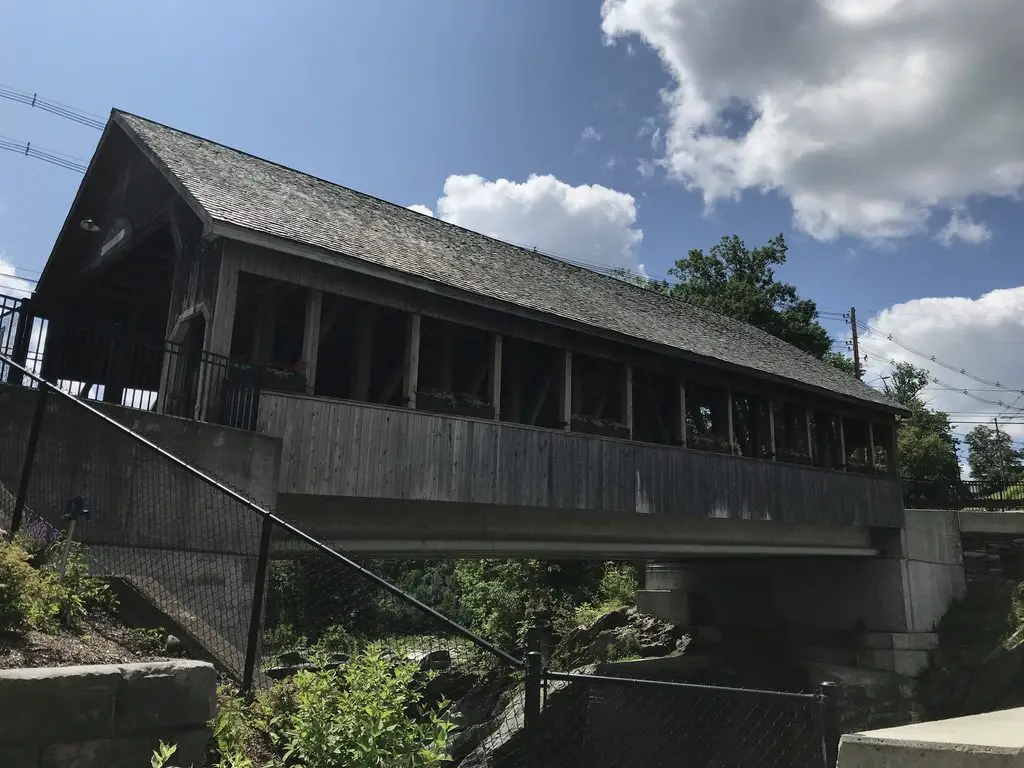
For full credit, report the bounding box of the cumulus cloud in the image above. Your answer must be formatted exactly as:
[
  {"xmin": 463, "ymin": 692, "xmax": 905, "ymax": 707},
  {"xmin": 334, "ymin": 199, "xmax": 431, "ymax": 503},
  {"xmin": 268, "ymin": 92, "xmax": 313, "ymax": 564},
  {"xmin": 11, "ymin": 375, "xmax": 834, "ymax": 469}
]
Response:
[
  {"xmin": 412, "ymin": 173, "xmax": 645, "ymax": 273},
  {"xmin": 936, "ymin": 210, "xmax": 992, "ymax": 247},
  {"xmin": 581, "ymin": 126, "xmax": 602, "ymax": 142},
  {"xmin": 407, "ymin": 204, "xmax": 435, "ymax": 217},
  {"xmin": 858, "ymin": 287, "xmax": 1024, "ymax": 446},
  {"xmin": 0, "ymin": 256, "xmax": 33, "ymax": 299},
  {"xmin": 602, "ymin": 0, "xmax": 1024, "ymax": 242}
]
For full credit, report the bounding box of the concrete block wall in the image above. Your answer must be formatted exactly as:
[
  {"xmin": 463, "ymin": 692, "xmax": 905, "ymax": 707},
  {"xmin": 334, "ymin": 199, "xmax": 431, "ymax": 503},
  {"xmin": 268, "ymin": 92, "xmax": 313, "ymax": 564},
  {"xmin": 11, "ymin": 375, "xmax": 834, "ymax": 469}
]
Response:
[{"xmin": 0, "ymin": 661, "xmax": 216, "ymax": 768}]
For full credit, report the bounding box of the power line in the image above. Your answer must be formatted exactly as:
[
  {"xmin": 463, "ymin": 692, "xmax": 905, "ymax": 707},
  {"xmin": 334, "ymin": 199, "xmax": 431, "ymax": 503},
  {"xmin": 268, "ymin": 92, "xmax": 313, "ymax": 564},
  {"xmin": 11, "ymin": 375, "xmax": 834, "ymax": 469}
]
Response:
[
  {"xmin": 856, "ymin": 320, "xmax": 1022, "ymax": 393},
  {"xmin": 860, "ymin": 342, "xmax": 1024, "ymax": 414},
  {"xmin": 0, "ymin": 83, "xmax": 105, "ymax": 130},
  {"xmin": 0, "ymin": 134, "xmax": 88, "ymax": 173}
]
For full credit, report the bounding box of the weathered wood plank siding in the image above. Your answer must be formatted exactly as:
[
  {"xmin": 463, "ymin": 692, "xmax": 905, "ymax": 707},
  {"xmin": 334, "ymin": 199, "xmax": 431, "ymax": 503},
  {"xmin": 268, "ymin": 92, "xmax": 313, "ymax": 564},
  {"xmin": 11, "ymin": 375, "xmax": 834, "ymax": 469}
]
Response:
[{"xmin": 259, "ymin": 392, "xmax": 904, "ymax": 527}]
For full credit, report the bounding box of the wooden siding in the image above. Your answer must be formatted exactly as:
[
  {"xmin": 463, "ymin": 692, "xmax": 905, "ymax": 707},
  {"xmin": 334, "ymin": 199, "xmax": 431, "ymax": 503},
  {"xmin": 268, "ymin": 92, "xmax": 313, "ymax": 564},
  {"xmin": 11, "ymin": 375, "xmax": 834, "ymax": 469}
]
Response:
[{"xmin": 259, "ymin": 392, "xmax": 904, "ymax": 527}]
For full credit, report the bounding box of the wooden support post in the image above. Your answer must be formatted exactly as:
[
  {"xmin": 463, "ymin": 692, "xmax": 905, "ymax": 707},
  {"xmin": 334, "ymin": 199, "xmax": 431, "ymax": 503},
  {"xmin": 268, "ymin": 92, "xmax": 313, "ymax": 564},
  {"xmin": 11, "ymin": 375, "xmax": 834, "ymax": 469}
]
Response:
[
  {"xmin": 301, "ymin": 288, "xmax": 322, "ymax": 394},
  {"xmin": 560, "ymin": 351, "xmax": 572, "ymax": 430},
  {"xmin": 678, "ymin": 379, "xmax": 688, "ymax": 448},
  {"xmin": 404, "ymin": 313, "xmax": 421, "ymax": 408},
  {"xmin": 868, "ymin": 421, "xmax": 876, "ymax": 474},
  {"xmin": 490, "ymin": 334, "xmax": 503, "ymax": 419},
  {"xmin": 838, "ymin": 416, "xmax": 847, "ymax": 470},
  {"xmin": 806, "ymin": 407, "xmax": 815, "ymax": 465},
  {"xmin": 624, "ymin": 365, "xmax": 634, "ymax": 439},
  {"xmin": 889, "ymin": 419, "xmax": 900, "ymax": 478},
  {"xmin": 726, "ymin": 390, "xmax": 735, "ymax": 453},
  {"xmin": 351, "ymin": 306, "xmax": 374, "ymax": 401},
  {"xmin": 768, "ymin": 400, "xmax": 777, "ymax": 460}
]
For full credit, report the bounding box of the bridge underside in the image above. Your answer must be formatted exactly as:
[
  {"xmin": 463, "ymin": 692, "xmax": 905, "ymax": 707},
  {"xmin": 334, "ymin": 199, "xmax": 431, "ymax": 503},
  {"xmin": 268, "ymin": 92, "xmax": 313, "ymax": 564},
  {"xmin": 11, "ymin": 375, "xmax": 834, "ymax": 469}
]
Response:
[{"xmin": 273, "ymin": 494, "xmax": 880, "ymax": 559}]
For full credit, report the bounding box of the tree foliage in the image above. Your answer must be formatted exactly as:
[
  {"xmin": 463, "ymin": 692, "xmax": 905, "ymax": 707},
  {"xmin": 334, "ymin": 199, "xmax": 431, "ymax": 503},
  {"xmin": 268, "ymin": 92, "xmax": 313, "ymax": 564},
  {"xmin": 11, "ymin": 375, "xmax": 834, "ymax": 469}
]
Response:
[
  {"xmin": 883, "ymin": 362, "xmax": 960, "ymax": 487},
  {"xmin": 614, "ymin": 234, "xmax": 846, "ymax": 369},
  {"xmin": 965, "ymin": 425, "xmax": 1024, "ymax": 493}
]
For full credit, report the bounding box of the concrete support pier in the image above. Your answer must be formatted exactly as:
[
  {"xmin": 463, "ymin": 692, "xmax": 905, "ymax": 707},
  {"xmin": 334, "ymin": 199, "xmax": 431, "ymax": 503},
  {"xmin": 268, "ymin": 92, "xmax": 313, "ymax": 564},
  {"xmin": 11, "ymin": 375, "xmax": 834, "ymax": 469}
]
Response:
[{"xmin": 636, "ymin": 561, "xmax": 693, "ymax": 627}]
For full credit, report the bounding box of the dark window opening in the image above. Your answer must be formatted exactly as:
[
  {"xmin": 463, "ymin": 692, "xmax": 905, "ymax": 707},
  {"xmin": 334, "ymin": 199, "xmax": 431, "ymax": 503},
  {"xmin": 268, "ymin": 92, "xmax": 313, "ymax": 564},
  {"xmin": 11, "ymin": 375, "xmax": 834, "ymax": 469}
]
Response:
[
  {"xmin": 500, "ymin": 338, "xmax": 563, "ymax": 429},
  {"xmin": 633, "ymin": 367, "xmax": 680, "ymax": 446}
]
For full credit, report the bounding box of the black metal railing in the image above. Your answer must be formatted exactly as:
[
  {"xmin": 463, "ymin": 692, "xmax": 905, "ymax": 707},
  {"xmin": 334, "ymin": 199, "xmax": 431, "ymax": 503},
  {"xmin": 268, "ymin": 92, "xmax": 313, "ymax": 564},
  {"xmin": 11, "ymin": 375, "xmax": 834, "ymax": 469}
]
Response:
[
  {"xmin": 0, "ymin": 294, "xmax": 261, "ymax": 430},
  {"xmin": 0, "ymin": 348, "xmax": 842, "ymax": 767},
  {"xmin": 904, "ymin": 478, "xmax": 1024, "ymax": 511}
]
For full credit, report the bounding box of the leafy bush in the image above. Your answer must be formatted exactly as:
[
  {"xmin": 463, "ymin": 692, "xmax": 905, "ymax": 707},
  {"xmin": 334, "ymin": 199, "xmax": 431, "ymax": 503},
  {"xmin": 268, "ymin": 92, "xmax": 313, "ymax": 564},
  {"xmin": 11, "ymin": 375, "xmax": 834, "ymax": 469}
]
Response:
[
  {"xmin": 573, "ymin": 563, "xmax": 639, "ymax": 628},
  {"xmin": 0, "ymin": 540, "xmax": 52, "ymax": 633},
  {"xmin": 204, "ymin": 647, "xmax": 456, "ymax": 768},
  {"xmin": 0, "ymin": 539, "xmax": 115, "ymax": 635}
]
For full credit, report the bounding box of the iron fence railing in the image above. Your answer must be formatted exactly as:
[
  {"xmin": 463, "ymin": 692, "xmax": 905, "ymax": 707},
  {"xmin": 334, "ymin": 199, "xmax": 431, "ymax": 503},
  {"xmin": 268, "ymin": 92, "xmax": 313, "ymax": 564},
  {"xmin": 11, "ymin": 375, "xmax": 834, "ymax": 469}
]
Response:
[
  {"xmin": 0, "ymin": 348, "xmax": 842, "ymax": 767},
  {"xmin": 903, "ymin": 478, "xmax": 1024, "ymax": 511},
  {"xmin": 0, "ymin": 293, "xmax": 261, "ymax": 430}
]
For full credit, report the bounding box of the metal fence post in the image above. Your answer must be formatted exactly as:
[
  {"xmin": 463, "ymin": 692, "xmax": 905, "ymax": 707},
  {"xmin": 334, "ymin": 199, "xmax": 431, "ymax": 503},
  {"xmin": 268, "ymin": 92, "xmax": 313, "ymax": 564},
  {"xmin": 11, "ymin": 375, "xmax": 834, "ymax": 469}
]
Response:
[
  {"xmin": 525, "ymin": 651, "xmax": 543, "ymax": 768},
  {"xmin": 241, "ymin": 515, "xmax": 274, "ymax": 694},
  {"xmin": 11, "ymin": 384, "xmax": 49, "ymax": 538},
  {"xmin": 819, "ymin": 681, "xmax": 841, "ymax": 768}
]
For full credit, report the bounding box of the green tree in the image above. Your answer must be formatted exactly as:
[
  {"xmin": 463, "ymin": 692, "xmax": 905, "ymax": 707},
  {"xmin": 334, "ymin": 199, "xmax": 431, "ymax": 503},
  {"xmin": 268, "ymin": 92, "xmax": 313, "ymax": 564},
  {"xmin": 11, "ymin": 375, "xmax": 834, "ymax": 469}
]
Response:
[
  {"xmin": 965, "ymin": 425, "xmax": 1024, "ymax": 493},
  {"xmin": 614, "ymin": 234, "xmax": 844, "ymax": 367},
  {"xmin": 882, "ymin": 362, "xmax": 960, "ymax": 488}
]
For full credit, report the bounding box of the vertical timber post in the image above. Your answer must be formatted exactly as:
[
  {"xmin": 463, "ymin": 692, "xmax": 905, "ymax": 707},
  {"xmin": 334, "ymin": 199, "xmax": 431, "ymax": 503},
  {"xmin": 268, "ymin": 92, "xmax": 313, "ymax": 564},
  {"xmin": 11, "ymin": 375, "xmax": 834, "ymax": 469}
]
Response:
[
  {"xmin": 11, "ymin": 384, "xmax": 49, "ymax": 538},
  {"xmin": 624, "ymin": 364, "xmax": 634, "ymax": 439},
  {"xmin": 678, "ymin": 378, "xmax": 688, "ymax": 447},
  {"xmin": 490, "ymin": 334, "xmax": 503, "ymax": 420},
  {"xmin": 806, "ymin": 407, "xmax": 816, "ymax": 466},
  {"xmin": 820, "ymin": 680, "xmax": 841, "ymax": 768},
  {"xmin": 867, "ymin": 422, "xmax": 876, "ymax": 475},
  {"xmin": 560, "ymin": 351, "xmax": 572, "ymax": 430},
  {"xmin": 525, "ymin": 651, "xmax": 543, "ymax": 768},
  {"xmin": 726, "ymin": 389, "xmax": 735, "ymax": 454},
  {"xmin": 404, "ymin": 314, "xmax": 421, "ymax": 408},
  {"xmin": 838, "ymin": 416, "xmax": 847, "ymax": 470},
  {"xmin": 242, "ymin": 516, "xmax": 274, "ymax": 695},
  {"xmin": 301, "ymin": 288, "xmax": 322, "ymax": 394},
  {"xmin": 768, "ymin": 400, "xmax": 777, "ymax": 459}
]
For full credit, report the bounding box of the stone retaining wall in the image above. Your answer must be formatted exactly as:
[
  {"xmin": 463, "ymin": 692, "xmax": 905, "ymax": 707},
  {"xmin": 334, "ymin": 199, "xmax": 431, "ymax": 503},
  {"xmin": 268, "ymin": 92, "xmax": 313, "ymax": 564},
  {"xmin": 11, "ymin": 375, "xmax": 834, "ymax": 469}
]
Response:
[{"xmin": 0, "ymin": 660, "xmax": 216, "ymax": 768}]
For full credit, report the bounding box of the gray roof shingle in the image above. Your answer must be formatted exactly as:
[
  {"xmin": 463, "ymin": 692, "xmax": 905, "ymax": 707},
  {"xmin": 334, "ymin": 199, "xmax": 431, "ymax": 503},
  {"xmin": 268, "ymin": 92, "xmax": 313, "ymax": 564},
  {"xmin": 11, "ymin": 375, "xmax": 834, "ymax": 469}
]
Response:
[{"xmin": 114, "ymin": 111, "xmax": 894, "ymax": 411}]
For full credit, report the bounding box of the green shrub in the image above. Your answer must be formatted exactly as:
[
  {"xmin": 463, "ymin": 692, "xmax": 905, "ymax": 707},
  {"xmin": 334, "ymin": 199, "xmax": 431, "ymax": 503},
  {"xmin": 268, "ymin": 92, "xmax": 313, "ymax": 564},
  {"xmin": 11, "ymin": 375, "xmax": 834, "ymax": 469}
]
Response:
[
  {"xmin": 573, "ymin": 563, "xmax": 639, "ymax": 628},
  {"xmin": 204, "ymin": 647, "xmax": 456, "ymax": 768},
  {"xmin": 0, "ymin": 539, "xmax": 116, "ymax": 635},
  {"xmin": 0, "ymin": 540, "xmax": 50, "ymax": 633},
  {"xmin": 282, "ymin": 647, "xmax": 455, "ymax": 768}
]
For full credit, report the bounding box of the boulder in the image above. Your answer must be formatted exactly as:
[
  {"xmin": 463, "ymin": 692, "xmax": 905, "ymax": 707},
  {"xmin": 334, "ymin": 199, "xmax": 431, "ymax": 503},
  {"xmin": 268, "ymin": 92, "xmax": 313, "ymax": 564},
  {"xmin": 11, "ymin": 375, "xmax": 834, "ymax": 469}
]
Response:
[{"xmin": 552, "ymin": 607, "xmax": 688, "ymax": 670}]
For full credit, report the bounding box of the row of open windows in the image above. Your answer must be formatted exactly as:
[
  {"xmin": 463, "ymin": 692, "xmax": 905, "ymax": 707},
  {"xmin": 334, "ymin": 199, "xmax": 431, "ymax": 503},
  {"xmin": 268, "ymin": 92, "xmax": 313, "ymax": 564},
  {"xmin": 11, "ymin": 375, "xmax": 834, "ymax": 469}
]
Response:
[{"xmin": 228, "ymin": 276, "xmax": 894, "ymax": 474}]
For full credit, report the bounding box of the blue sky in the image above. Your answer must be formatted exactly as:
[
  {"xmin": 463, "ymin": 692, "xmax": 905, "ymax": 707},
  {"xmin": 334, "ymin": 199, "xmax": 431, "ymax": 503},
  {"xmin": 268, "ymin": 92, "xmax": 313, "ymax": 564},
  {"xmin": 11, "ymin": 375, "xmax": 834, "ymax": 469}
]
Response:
[{"xmin": 2, "ymin": 0, "xmax": 1024, "ymax": 445}]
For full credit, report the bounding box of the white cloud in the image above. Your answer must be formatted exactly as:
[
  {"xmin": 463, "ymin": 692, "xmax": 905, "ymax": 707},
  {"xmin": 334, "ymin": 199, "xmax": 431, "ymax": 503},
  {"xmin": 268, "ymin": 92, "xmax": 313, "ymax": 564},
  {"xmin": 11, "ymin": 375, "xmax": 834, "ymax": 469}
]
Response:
[
  {"xmin": 407, "ymin": 204, "xmax": 435, "ymax": 217},
  {"xmin": 581, "ymin": 126, "xmax": 602, "ymax": 142},
  {"xmin": 637, "ymin": 159, "xmax": 658, "ymax": 178},
  {"xmin": 0, "ymin": 256, "xmax": 33, "ymax": 300},
  {"xmin": 413, "ymin": 174, "xmax": 644, "ymax": 273},
  {"xmin": 602, "ymin": 0, "xmax": 1024, "ymax": 242},
  {"xmin": 936, "ymin": 210, "xmax": 992, "ymax": 247},
  {"xmin": 859, "ymin": 287, "xmax": 1024, "ymax": 446}
]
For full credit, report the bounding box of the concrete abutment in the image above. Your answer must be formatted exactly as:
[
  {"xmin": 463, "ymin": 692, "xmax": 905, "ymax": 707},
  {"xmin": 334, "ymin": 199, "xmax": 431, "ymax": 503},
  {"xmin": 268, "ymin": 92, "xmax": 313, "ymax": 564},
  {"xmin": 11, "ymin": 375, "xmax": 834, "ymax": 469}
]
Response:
[{"xmin": 639, "ymin": 510, "xmax": 967, "ymax": 680}]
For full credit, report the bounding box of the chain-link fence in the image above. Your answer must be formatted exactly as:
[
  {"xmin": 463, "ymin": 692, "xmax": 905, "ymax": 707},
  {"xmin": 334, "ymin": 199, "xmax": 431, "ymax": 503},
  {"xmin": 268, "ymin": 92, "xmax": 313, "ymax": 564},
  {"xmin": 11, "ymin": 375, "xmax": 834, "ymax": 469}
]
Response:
[
  {"xmin": 1, "ymin": 348, "xmax": 840, "ymax": 767},
  {"xmin": 538, "ymin": 670, "xmax": 836, "ymax": 768}
]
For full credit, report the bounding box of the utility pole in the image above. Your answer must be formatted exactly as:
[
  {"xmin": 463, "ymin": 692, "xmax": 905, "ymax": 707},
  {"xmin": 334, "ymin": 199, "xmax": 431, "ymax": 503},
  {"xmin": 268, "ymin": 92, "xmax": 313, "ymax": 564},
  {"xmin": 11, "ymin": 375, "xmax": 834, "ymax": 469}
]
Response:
[{"xmin": 849, "ymin": 306, "xmax": 862, "ymax": 380}]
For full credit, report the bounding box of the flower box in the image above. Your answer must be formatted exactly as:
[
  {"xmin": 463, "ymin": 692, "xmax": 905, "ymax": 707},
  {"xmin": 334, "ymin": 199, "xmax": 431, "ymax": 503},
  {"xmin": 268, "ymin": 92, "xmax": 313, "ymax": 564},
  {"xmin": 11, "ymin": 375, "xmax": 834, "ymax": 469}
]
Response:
[{"xmin": 416, "ymin": 391, "xmax": 495, "ymax": 420}]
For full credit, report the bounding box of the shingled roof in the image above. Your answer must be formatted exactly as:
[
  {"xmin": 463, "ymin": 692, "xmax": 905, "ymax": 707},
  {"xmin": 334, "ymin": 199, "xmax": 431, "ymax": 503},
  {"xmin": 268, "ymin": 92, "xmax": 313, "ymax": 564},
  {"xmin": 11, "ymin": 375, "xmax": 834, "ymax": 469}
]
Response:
[{"xmin": 113, "ymin": 111, "xmax": 895, "ymax": 411}]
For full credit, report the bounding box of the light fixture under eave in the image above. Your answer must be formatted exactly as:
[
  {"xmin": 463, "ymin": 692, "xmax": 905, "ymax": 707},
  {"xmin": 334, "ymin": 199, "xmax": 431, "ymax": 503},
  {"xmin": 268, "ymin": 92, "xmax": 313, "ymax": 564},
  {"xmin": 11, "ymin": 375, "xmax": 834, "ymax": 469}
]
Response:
[{"xmin": 79, "ymin": 218, "xmax": 101, "ymax": 233}]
